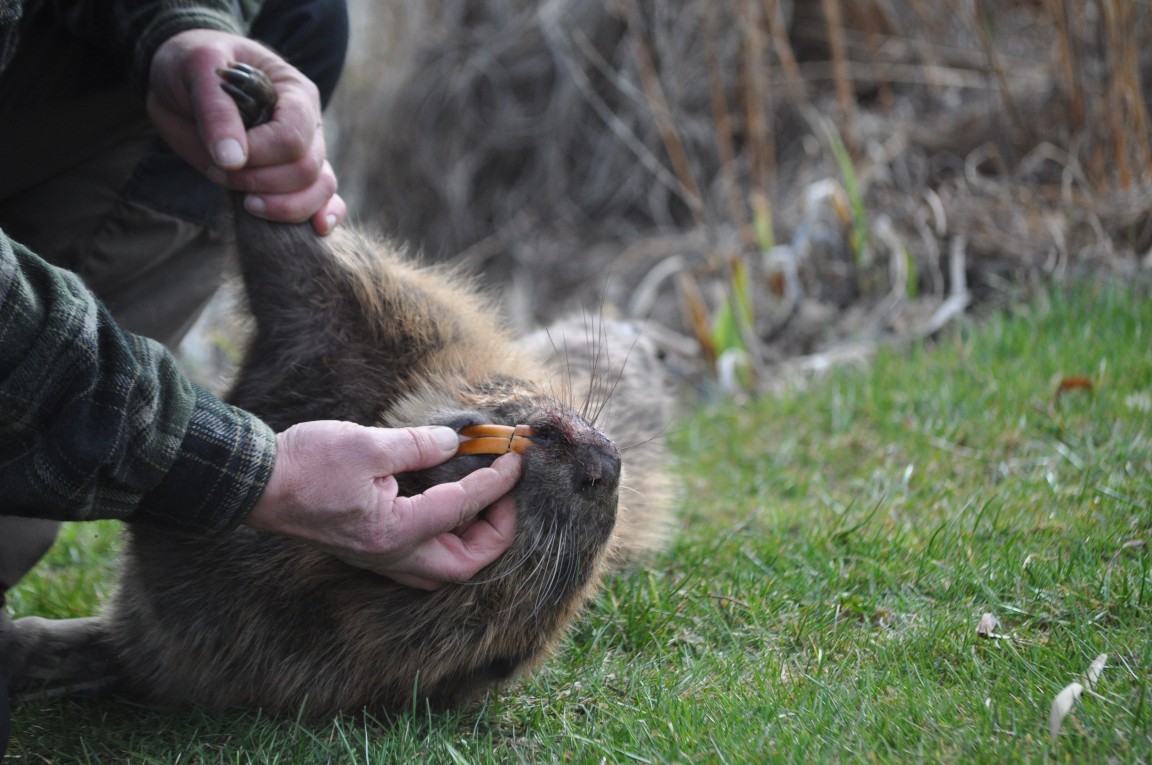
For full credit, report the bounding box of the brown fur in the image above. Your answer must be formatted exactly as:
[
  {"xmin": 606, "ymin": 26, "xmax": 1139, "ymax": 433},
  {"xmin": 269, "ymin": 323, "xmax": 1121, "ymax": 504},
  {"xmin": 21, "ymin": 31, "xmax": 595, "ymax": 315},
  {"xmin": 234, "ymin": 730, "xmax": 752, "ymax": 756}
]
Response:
[{"xmin": 103, "ymin": 215, "xmax": 675, "ymax": 717}]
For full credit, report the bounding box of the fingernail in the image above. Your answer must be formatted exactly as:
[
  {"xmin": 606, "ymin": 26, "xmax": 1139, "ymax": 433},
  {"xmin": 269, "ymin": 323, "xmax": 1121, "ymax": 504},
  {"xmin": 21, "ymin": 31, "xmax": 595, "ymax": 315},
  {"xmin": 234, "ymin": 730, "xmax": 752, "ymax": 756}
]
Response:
[
  {"xmin": 419, "ymin": 426, "xmax": 459, "ymax": 453},
  {"xmin": 214, "ymin": 138, "xmax": 245, "ymax": 169},
  {"xmin": 325, "ymin": 213, "xmax": 338, "ymax": 232},
  {"xmin": 244, "ymin": 196, "xmax": 267, "ymax": 217}
]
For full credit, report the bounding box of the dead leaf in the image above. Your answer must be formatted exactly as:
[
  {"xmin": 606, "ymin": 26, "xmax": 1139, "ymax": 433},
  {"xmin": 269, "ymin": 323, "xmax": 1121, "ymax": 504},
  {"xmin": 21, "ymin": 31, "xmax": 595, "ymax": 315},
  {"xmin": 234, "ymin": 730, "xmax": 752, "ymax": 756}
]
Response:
[
  {"xmin": 1049, "ymin": 682, "xmax": 1083, "ymax": 742},
  {"xmin": 1054, "ymin": 376, "xmax": 1093, "ymax": 406},
  {"xmin": 1085, "ymin": 653, "xmax": 1107, "ymax": 689},
  {"xmin": 1049, "ymin": 655, "xmax": 1108, "ymax": 743},
  {"xmin": 1109, "ymin": 539, "xmax": 1147, "ymax": 567}
]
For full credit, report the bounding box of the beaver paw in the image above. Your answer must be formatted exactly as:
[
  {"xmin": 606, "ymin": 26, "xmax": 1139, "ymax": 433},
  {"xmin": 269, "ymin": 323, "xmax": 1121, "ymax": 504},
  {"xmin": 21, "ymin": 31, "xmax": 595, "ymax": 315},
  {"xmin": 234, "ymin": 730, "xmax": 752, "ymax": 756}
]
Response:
[{"xmin": 217, "ymin": 62, "xmax": 277, "ymax": 130}]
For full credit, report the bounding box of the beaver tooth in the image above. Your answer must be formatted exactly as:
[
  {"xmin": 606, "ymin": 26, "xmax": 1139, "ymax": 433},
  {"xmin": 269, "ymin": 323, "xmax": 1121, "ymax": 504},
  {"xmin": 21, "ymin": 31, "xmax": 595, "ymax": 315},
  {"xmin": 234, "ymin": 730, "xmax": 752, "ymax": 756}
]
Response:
[{"xmin": 456, "ymin": 424, "xmax": 534, "ymax": 455}]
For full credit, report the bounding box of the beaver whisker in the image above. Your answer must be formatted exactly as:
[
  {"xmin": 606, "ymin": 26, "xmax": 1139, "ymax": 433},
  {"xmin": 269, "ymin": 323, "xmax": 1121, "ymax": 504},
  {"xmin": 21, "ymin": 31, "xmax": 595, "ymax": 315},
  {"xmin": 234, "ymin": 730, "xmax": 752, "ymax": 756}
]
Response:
[
  {"xmin": 618, "ymin": 483, "xmax": 646, "ymax": 499},
  {"xmin": 533, "ymin": 528, "xmax": 581, "ymax": 619},
  {"xmin": 538, "ymin": 325, "xmax": 577, "ymax": 415},
  {"xmin": 618, "ymin": 427, "xmax": 677, "ymax": 453},
  {"xmin": 491, "ymin": 519, "xmax": 558, "ymax": 615},
  {"xmin": 541, "ymin": 315, "xmax": 603, "ymax": 426},
  {"xmin": 578, "ymin": 312, "xmax": 605, "ymax": 423},
  {"xmin": 586, "ymin": 334, "xmax": 645, "ymax": 431},
  {"xmin": 460, "ymin": 542, "xmax": 538, "ymax": 587},
  {"xmin": 518, "ymin": 521, "xmax": 564, "ymax": 623},
  {"xmin": 530, "ymin": 555, "xmax": 561, "ymax": 622}
]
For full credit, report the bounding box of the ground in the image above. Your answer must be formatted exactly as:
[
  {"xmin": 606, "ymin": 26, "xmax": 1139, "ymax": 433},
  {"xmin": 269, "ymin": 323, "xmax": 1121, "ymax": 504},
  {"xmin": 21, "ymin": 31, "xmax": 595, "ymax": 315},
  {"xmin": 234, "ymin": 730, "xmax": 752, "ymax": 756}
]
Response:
[{"xmin": 9, "ymin": 2, "xmax": 1152, "ymax": 762}]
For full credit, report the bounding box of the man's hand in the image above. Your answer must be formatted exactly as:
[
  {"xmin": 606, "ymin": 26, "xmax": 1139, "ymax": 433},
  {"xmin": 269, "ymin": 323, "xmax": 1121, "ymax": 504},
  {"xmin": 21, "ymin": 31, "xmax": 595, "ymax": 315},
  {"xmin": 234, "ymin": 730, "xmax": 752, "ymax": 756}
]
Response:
[
  {"xmin": 147, "ymin": 29, "xmax": 346, "ymax": 235},
  {"xmin": 245, "ymin": 421, "xmax": 521, "ymax": 590}
]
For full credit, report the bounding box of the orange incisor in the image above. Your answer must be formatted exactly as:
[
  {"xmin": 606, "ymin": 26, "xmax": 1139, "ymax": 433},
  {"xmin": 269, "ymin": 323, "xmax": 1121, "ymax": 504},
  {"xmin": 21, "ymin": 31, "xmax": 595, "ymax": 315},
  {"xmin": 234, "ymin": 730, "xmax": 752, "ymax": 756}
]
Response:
[{"xmin": 456, "ymin": 424, "xmax": 534, "ymax": 456}]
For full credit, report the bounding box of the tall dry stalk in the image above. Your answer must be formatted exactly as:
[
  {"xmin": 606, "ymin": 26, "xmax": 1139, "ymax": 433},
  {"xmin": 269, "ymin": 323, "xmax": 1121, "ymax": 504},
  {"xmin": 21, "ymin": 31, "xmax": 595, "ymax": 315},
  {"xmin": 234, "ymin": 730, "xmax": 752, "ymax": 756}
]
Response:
[
  {"xmin": 943, "ymin": 0, "xmax": 1024, "ymax": 148},
  {"xmin": 1100, "ymin": 0, "xmax": 1152, "ymax": 188},
  {"xmin": 853, "ymin": 1, "xmax": 896, "ymax": 109},
  {"xmin": 819, "ymin": 0, "xmax": 858, "ymax": 157},
  {"xmin": 900, "ymin": 0, "xmax": 947, "ymax": 92},
  {"xmin": 704, "ymin": 3, "xmax": 751, "ymax": 245},
  {"xmin": 621, "ymin": 0, "xmax": 706, "ymax": 224},
  {"xmin": 740, "ymin": 0, "xmax": 776, "ymax": 196},
  {"xmin": 763, "ymin": 0, "xmax": 806, "ymax": 102},
  {"xmin": 1048, "ymin": 0, "xmax": 1085, "ymax": 129}
]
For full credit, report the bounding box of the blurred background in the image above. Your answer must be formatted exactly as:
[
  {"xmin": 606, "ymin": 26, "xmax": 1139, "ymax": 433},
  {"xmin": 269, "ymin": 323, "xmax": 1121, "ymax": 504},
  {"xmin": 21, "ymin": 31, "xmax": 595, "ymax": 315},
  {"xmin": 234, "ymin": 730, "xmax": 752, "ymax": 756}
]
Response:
[{"xmin": 186, "ymin": 0, "xmax": 1152, "ymax": 397}]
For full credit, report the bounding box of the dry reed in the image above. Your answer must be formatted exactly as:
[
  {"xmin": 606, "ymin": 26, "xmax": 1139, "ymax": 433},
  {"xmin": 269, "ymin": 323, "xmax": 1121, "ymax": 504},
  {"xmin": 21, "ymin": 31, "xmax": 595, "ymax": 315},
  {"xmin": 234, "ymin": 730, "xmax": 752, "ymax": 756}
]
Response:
[{"xmin": 330, "ymin": 0, "xmax": 1152, "ymax": 390}]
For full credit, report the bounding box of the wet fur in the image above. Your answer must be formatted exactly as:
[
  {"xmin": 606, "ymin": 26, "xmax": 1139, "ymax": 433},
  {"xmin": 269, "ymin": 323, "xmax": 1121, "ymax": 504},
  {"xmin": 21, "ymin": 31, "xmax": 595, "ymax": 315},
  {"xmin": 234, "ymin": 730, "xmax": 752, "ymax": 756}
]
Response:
[{"xmin": 104, "ymin": 215, "xmax": 674, "ymax": 717}]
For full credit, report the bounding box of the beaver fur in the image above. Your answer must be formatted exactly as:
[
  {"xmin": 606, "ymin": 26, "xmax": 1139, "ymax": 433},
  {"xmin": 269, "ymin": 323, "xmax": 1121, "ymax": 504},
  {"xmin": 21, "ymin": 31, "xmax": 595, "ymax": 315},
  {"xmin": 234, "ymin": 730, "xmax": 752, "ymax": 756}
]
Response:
[{"xmin": 98, "ymin": 72, "xmax": 674, "ymax": 716}]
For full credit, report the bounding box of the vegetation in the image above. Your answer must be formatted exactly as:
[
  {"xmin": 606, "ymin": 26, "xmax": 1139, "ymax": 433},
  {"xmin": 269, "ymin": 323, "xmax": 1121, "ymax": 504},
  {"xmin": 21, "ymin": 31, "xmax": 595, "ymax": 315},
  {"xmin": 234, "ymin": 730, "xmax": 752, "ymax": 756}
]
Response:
[
  {"xmin": 10, "ymin": 283, "xmax": 1150, "ymax": 762},
  {"xmin": 11, "ymin": 1, "xmax": 1152, "ymax": 761},
  {"xmin": 335, "ymin": 0, "xmax": 1152, "ymax": 388}
]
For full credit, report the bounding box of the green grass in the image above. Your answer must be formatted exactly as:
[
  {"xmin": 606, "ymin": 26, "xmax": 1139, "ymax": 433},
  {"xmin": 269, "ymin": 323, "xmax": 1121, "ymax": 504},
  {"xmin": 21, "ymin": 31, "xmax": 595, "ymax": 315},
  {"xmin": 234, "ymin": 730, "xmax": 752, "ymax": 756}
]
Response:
[{"xmin": 8, "ymin": 284, "xmax": 1152, "ymax": 763}]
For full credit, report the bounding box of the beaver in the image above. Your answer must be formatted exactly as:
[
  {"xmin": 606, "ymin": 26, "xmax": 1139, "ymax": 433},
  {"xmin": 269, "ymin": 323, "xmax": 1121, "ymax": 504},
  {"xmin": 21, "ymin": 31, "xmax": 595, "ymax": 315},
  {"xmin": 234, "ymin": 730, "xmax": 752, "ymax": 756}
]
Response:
[{"xmin": 90, "ymin": 65, "xmax": 675, "ymax": 717}]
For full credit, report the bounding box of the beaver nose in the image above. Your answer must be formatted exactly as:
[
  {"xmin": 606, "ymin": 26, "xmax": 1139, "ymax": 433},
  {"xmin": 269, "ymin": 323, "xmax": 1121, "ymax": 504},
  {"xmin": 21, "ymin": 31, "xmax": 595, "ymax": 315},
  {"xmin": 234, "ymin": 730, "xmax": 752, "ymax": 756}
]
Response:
[{"xmin": 573, "ymin": 444, "xmax": 621, "ymax": 498}]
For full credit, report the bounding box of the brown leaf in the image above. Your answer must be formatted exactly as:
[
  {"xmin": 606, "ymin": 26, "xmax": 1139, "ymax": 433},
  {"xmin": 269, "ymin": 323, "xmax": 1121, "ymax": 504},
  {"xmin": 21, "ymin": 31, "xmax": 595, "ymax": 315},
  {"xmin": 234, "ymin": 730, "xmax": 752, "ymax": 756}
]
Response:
[
  {"xmin": 1085, "ymin": 653, "xmax": 1107, "ymax": 689},
  {"xmin": 1054, "ymin": 375, "xmax": 1093, "ymax": 405}
]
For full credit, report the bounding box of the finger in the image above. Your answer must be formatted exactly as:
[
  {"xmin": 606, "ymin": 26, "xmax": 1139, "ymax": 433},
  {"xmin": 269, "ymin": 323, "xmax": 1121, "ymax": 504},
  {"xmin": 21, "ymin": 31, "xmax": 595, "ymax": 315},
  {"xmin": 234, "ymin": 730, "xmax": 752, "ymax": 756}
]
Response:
[
  {"xmin": 184, "ymin": 48, "xmax": 251, "ymax": 169},
  {"xmin": 241, "ymin": 161, "xmax": 339, "ymax": 224},
  {"xmin": 383, "ymin": 497, "xmax": 517, "ymax": 585},
  {"xmin": 311, "ymin": 193, "xmax": 347, "ymax": 236},
  {"xmin": 332, "ymin": 545, "xmax": 445, "ymax": 590},
  {"xmin": 456, "ymin": 495, "xmax": 517, "ymax": 562},
  {"xmin": 393, "ymin": 453, "xmax": 523, "ymax": 541},
  {"xmin": 242, "ymin": 84, "xmax": 320, "ymax": 168},
  {"xmin": 367, "ymin": 426, "xmax": 461, "ymax": 476},
  {"xmin": 220, "ymin": 141, "xmax": 325, "ymax": 196}
]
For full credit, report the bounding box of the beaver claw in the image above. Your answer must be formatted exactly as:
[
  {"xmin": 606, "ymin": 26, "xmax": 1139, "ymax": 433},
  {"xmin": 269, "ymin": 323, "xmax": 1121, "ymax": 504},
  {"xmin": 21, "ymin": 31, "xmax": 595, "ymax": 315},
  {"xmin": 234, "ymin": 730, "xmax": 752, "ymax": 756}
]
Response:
[{"xmin": 217, "ymin": 62, "xmax": 277, "ymax": 130}]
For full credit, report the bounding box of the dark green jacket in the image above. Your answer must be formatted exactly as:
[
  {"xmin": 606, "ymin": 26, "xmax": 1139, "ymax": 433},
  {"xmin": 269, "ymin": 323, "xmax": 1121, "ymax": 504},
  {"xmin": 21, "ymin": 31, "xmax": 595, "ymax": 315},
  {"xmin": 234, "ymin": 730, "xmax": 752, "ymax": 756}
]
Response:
[
  {"xmin": 0, "ymin": 0, "xmax": 275, "ymax": 532},
  {"xmin": 0, "ymin": 0, "xmax": 260, "ymax": 88}
]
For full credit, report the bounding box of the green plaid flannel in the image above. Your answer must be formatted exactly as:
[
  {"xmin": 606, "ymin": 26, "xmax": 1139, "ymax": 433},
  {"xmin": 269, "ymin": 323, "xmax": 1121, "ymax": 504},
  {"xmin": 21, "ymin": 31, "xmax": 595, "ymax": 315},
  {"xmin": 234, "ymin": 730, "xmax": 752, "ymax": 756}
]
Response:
[{"xmin": 0, "ymin": 229, "xmax": 275, "ymax": 532}]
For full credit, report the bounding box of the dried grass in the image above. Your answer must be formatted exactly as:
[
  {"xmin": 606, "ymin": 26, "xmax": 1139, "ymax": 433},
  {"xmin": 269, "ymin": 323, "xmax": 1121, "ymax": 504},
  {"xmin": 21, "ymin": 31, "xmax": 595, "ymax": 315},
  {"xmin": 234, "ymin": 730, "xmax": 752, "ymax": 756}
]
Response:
[{"xmin": 330, "ymin": 0, "xmax": 1152, "ymax": 391}]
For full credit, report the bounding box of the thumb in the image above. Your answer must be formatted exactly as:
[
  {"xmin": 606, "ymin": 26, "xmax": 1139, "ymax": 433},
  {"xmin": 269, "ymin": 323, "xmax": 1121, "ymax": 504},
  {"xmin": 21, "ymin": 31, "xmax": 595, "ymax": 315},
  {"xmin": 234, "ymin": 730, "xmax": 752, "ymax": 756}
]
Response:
[
  {"xmin": 370, "ymin": 426, "xmax": 461, "ymax": 475},
  {"xmin": 185, "ymin": 47, "xmax": 250, "ymax": 169}
]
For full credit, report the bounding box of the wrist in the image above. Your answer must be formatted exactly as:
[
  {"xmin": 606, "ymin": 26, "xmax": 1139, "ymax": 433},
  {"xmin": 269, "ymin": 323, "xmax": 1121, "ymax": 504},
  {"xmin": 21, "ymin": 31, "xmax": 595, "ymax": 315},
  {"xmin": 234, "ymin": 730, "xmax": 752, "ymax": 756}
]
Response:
[{"xmin": 245, "ymin": 431, "xmax": 293, "ymax": 533}]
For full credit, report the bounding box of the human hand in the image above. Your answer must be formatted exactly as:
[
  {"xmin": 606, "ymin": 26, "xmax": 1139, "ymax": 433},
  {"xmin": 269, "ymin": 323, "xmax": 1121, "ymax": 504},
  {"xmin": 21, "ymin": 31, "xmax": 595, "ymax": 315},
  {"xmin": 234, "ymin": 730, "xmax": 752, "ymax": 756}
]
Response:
[
  {"xmin": 146, "ymin": 29, "xmax": 346, "ymax": 235},
  {"xmin": 245, "ymin": 421, "xmax": 521, "ymax": 590}
]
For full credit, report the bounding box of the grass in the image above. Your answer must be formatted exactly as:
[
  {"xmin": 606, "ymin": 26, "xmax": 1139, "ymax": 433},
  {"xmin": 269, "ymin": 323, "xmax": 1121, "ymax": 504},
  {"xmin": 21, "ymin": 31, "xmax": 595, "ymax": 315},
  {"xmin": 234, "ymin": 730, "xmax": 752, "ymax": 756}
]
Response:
[{"xmin": 7, "ymin": 282, "xmax": 1152, "ymax": 763}]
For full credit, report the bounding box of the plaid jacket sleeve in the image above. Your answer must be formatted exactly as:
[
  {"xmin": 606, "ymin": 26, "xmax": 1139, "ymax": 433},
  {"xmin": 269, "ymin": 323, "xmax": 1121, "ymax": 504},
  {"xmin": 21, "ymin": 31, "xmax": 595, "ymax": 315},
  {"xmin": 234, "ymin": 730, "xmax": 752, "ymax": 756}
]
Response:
[{"xmin": 0, "ymin": 228, "xmax": 276, "ymax": 533}]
